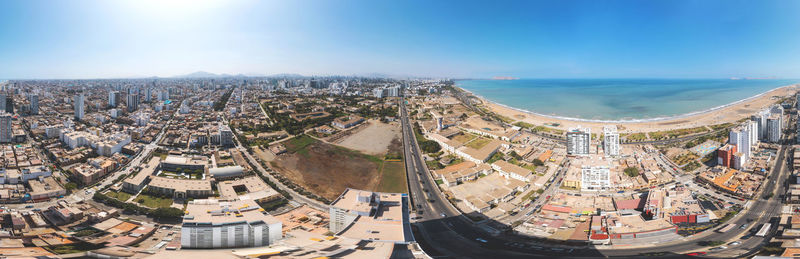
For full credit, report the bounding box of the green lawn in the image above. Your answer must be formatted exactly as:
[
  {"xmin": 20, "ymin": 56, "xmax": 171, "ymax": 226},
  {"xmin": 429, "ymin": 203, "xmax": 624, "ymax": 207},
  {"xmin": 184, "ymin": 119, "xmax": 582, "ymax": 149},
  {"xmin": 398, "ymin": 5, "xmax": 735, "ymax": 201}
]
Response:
[
  {"xmin": 135, "ymin": 194, "xmax": 174, "ymax": 208},
  {"xmin": 377, "ymin": 161, "xmax": 407, "ymax": 193},
  {"xmin": 466, "ymin": 138, "xmax": 492, "ymax": 149},
  {"xmin": 286, "ymin": 135, "xmax": 316, "ymax": 153},
  {"xmin": 105, "ymin": 191, "xmax": 131, "ymax": 202}
]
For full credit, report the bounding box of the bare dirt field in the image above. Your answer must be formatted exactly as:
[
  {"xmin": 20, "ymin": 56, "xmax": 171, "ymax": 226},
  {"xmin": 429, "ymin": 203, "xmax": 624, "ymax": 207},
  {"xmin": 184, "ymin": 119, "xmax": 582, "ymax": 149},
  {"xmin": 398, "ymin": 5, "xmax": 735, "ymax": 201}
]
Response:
[
  {"xmin": 271, "ymin": 135, "xmax": 383, "ymax": 200},
  {"xmin": 337, "ymin": 120, "xmax": 401, "ymax": 155}
]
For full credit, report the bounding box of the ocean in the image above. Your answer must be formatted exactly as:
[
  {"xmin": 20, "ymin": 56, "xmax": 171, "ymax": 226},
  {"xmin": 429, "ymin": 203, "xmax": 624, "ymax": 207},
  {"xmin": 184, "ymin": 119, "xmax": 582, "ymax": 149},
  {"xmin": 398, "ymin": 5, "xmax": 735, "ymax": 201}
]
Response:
[{"xmin": 456, "ymin": 79, "xmax": 800, "ymax": 121}]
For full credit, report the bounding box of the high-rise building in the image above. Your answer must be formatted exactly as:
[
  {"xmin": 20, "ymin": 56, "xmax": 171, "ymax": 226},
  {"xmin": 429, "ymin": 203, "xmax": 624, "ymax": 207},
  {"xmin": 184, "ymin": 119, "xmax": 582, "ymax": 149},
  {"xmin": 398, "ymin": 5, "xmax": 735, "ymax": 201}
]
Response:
[
  {"xmin": 74, "ymin": 94, "xmax": 84, "ymax": 121},
  {"xmin": 373, "ymin": 88, "xmax": 385, "ymax": 98},
  {"xmin": 0, "ymin": 112, "xmax": 11, "ymax": 143},
  {"xmin": 717, "ymin": 144, "xmax": 736, "ymax": 168},
  {"xmin": 752, "ymin": 110, "xmax": 769, "ymax": 140},
  {"xmin": 728, "ymin": 125, "xmax": 751, "ymax": 162},
  {"xmin": 746, "ymin": 120, "xmax": 759, "ymax": 149},
  {"xmin": 567, "ymin": 126, "xmax": 591, "ymax": 155},
  {"xmin": 767, "ymin": 114, "xmax": 782, "ymax": 143},
  {"xmin": 0, "ymin": 94, "xmax": 6, "ymax": 113},
  {"xmin": 602, "ymin": 125, "xmax": 620, "ymax": 157},
  {"xmin": 29, "ymin": 94, "xmax": 38, "ymax": 115},
  {"xmin": 145, "ymin": 87, "xmax": 152, "ymax": 102},
  {"xmin": 5, "ymin": 96, "xmax": 12, "ymax": 114},
  {"xmin": 219, "ymin": 124, "xmax": 234, "ymax": 147},
  {"xmin": 127, "ymin": 94, "xmax": 139, "ymax": 112},
  {"xmin": 108, "ymin": 91, "xmax": 119, "ymax": 108}
]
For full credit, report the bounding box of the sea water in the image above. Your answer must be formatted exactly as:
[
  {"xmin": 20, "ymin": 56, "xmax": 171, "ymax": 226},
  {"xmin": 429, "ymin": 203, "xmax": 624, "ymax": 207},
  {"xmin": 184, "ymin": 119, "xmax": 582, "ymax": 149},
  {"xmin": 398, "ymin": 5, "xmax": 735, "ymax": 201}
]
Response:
[{"xmin": 457, "ymin": 79, "xmax": 799, "ymax": 121}]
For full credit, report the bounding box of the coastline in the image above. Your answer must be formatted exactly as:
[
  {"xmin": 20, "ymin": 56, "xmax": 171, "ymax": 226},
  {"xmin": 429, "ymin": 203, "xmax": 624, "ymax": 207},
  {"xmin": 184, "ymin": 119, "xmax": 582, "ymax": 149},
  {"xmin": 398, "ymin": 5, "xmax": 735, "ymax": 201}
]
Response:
[{"xmin": 455, "ymin": 83, "xmax": 799, "ymax": 133}]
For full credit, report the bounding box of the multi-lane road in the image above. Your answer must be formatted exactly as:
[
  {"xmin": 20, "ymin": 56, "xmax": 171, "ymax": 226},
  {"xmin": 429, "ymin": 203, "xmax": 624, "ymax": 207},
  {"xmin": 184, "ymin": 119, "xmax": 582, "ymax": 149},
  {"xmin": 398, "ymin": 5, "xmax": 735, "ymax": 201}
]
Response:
[{"xmin": 400, "ymin": 96, "xmax": 793, "ymax": 258}]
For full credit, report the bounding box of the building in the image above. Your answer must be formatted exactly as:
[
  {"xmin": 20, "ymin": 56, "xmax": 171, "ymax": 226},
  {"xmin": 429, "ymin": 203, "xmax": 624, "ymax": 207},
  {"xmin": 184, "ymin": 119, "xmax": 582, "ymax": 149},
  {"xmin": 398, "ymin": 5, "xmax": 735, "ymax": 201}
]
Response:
[
  {"xmin": 331, "ymin": 115, "xmax": 365, "ymax": 129},
  {"xmin": 74, "ymin": 94, "xmax": 84, "ymax": 121},
  {"xmin": 147, "ymin": 177, "xmax": 212, "ymax": 199},
  {"xmin": 145, "ymin": 87, "xmax": 152, "ymax": 102},
  {"xmin": 108, "ymin": 91, "xmax": 119, "ymax": 108},
  {"xmin": 567, "ymin": 126, "xmax": 591, "ymax": 155},
  {"xmin": 728, "ymin": 125, "xmax": 751, "ymax": 163},
  {"xmin": 160, "ymin": 155, "xmax": 208, "ymax": 173},
  {"xmin": 219, "ymin": 124, "xmax": 234, "ymax": 147},
  {"xmin": 603, "ymin": 125, "xmax": 620, "ymax": 157},
  {"xmin": 373, "ymin": 88, "xmax": 384, "ymax": 98},
  {"xmin": 717, "ymin": 144, "xmax": 736, "ymax": 168},
  {"xmin": 209, "ymin": 166, "xmax": 244, "ymax": 180},
  {"xmin": 752, "ymin": 110, "xmax": 769, "ymax": 140},
  {"xmin": 29, "ymin": 94, "xmax": 38, "ymax": 114},
  {"xmin": 127, "ymin": 94, "xmax": 139, "ymax": 112},
  {"xmin": 767, "ymin": 114, "xmax": 782, "ymax": 143},
  {"xmin": 122, "ymin": 157, "xmax": 160, "ymax": 194},
  {"xmin": 181, "ymin": 199, "xmax": 282, "ymax": 248},
  {"xmin": 0, "ymin": 112, "xmax": 11, "ymax": 143},
  {"xmin": 581, "ymin": 165, "xmax": 611, "ymax": 191},
  {"xmin": 329, "ymin": 188, "xmax": 412, "ymax": 244}
]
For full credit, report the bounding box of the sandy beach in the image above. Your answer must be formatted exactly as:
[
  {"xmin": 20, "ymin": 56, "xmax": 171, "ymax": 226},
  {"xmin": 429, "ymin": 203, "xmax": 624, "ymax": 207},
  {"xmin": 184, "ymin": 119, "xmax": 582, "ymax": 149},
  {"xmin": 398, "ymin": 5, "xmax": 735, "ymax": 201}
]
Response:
[{"xmin": 466, "ymin": 84, "xmax": 800, "ymax": 134}]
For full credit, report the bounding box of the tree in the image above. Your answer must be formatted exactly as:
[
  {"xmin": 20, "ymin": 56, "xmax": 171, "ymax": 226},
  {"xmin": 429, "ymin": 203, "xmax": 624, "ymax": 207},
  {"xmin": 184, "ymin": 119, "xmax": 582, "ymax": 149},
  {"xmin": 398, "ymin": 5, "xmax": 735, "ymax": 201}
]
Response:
[
  {"xmin": 64, "ymin": 182, "xmax": 77, "ymax": 191},
  {"xmin": 624, "ymin": 167, "xmax": 640, "ymax": 177},
  {"xmin": 152, "ymin": 207, "xmax": 185, "ymax": 220},
  {"xmin": 532, "ymin": 159, "xmax": 545, "ymax": 166}
]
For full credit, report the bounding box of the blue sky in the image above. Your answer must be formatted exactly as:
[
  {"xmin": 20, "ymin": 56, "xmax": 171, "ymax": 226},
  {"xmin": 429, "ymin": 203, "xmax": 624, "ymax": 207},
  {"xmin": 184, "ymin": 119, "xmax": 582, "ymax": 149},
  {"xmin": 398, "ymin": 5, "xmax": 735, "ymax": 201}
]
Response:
[{"xmin": 1, "ymin": 0, "xmax": 800, "ymax": 79}]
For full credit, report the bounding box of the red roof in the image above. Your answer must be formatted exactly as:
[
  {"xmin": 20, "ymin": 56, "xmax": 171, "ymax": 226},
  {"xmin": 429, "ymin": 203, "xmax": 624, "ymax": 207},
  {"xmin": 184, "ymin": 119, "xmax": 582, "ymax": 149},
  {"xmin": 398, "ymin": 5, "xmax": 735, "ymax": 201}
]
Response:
[
  {"xmin": 542, "ymin": 204, "xmax": 572, "ymax": 213},
  {"xmin": 614, "ymin": 198, "xmax": 644, "ymax": 210}
]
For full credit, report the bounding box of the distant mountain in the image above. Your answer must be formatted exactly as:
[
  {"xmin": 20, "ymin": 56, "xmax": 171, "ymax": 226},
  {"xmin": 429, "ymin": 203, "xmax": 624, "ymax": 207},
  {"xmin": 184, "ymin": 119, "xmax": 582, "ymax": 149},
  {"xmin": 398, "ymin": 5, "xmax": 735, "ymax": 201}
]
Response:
[{"xmin": 175, "ymin": 71, "xmax": 222, "ymax": 78}]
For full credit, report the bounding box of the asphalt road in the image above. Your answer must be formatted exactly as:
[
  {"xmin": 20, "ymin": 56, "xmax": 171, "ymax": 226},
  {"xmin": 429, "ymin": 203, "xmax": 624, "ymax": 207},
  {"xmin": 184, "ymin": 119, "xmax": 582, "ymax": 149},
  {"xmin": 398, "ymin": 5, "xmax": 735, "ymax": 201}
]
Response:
[{"xmin": 403, "ymin": 96, "xmax": 793, "ymax": 258}]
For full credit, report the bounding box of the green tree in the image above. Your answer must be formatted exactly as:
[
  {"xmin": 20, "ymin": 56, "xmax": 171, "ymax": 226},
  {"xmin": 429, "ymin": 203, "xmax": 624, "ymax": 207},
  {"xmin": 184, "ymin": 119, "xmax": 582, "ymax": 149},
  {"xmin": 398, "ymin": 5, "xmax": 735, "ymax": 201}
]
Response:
[
  {"xmin": 624, "ymin": 167, "xmax": 640, "ymax": 177},
  {"xmin": 532, "ymin": 159, "xmax": 544, "ymax": 166}
]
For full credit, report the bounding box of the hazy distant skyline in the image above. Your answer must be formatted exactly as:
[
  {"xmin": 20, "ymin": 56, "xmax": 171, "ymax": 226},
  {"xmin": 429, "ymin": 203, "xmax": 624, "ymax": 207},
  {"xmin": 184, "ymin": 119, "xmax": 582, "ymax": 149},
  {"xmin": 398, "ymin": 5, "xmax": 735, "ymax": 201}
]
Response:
[{"xmin": 2, "ymin": 0, "xmax": 800, "ymax": 79}]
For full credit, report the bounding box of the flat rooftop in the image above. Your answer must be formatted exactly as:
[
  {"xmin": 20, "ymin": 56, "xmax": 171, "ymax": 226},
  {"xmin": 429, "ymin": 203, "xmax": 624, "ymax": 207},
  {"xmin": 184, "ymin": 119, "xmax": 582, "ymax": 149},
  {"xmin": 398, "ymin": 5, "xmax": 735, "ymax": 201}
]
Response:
[
  {"xmin": 218, "ymin": 175, "xmax": 280, "ymax": 201},
  {"xmin": 148, "ymin": 177, "xmax": 212, "ymax": 192},
  {"xmin": 330, "ymin": 188, "xmax": 410, "ymax": 243},
  {"xmin": 183, "ymin": 199, "xmax": 280, "ymax": 226},
  {"xmin": 124, "ymin": 157, "xmax": 160, "ymax": 186}
]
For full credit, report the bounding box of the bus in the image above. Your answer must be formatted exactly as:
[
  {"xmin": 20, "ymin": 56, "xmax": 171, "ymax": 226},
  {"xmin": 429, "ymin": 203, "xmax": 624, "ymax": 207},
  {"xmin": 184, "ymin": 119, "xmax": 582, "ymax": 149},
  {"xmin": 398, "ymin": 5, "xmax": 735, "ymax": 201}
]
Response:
[
  {"xmin": 717, "ymin": 223, "xmax": 736, "ymax": 233},
  {"xmin": 756, "ymin": 223, "xmax": 771, "ymax": 237}
]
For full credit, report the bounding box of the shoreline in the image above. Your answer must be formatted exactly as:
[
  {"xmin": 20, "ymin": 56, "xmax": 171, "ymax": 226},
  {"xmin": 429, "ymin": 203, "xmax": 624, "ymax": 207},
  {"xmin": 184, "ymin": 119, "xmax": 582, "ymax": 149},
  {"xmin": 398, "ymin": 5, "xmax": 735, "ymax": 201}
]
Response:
[
  {"xmin": 454, "ymin": 83, "xmax": 799, "ymax": 133},
  {"xmin": 456, "ymin": 83, "xmax": 797, "ymax": 124}
]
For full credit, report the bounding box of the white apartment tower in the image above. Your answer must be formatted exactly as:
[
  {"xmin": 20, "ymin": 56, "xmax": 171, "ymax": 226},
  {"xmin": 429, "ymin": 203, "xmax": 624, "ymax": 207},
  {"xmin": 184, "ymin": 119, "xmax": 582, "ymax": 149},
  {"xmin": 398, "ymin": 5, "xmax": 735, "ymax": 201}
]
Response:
[
  {"xmin": 567, "ymin": 126, "xmax": 591, "ymax": 155},
  {"xmin": 602, "ymin": 125, "xmax": 620, "ymax": 157},
  {"xmin": 728, "ymin": 125, "xmax": 751, "ymax": 163},
  {"xmin": 74, "ymin": 94, "xmax": 84, "ymax": 121}
]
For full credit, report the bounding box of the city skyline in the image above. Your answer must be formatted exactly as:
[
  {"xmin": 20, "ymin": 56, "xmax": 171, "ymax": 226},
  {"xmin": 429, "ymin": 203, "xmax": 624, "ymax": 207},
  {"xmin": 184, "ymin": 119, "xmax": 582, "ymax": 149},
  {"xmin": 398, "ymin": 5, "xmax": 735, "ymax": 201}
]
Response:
[{"xmin": 2, "ymin": 0, "xmax": 800, "ymax": 79}]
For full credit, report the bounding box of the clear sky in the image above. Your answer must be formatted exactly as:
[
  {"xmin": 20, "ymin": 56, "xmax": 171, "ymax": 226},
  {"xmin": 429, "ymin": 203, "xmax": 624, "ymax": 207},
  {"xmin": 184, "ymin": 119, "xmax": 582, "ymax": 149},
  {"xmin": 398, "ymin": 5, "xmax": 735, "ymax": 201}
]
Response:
[{"xmin": 2, "ymin": 0, "xmax": 800, "ymax": 79}]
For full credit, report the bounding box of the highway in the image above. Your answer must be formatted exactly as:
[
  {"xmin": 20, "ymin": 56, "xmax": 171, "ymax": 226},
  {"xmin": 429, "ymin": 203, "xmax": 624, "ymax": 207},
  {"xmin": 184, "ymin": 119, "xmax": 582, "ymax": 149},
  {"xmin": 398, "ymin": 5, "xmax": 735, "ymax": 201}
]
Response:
[{"xmin": 401, "ymin": 95, "xmax": 793, "ymax": 258}]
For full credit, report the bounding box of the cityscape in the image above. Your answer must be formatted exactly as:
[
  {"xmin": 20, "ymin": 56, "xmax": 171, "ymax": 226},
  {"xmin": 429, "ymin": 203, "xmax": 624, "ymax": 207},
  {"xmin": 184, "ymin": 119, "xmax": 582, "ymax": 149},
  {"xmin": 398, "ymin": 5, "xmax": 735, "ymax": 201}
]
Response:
[{"xmin": 2, "ymin": 1, "xmax": 800, "ymax": 259}]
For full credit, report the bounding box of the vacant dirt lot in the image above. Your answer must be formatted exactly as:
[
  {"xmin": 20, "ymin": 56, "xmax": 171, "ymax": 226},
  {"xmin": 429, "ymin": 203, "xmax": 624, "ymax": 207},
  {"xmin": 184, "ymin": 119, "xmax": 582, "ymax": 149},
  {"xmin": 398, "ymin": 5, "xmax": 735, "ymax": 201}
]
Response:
[
  {"xmin": 272, "ymin": 137, "xmax": 382, "ymax": 200},
  {"xmin": 337, "ymin": 120, "xmax": 401, "ymax": 155}
]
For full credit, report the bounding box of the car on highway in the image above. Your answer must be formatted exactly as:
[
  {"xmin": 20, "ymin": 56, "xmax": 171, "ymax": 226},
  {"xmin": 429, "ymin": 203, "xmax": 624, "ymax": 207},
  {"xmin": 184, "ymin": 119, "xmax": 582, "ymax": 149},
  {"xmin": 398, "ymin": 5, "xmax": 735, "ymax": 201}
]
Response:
[
  {"xmin": 728, "ymin": 241, "xmax": 741, "ymax": 246},
  {"xmin": 440, "ymin": 213, "xmax": 446, "ymax": 217},
  {"xmin": 475, "ymin": 238, "xmax": 487, "ymax": 243},
  {"xmin": 25, "ymin": 205, "xmax": 34, "ymax": 208},
  {"xmin": 740, "ymin": 223, "xmax": 749, "ymax": 229},
  {"xmin": 708, "ymin": 246, "xmax": 727, "ymax": 251},
  {"xmin": 685, "ymin": 252, "xmax": 707, "ymax": 256}
]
